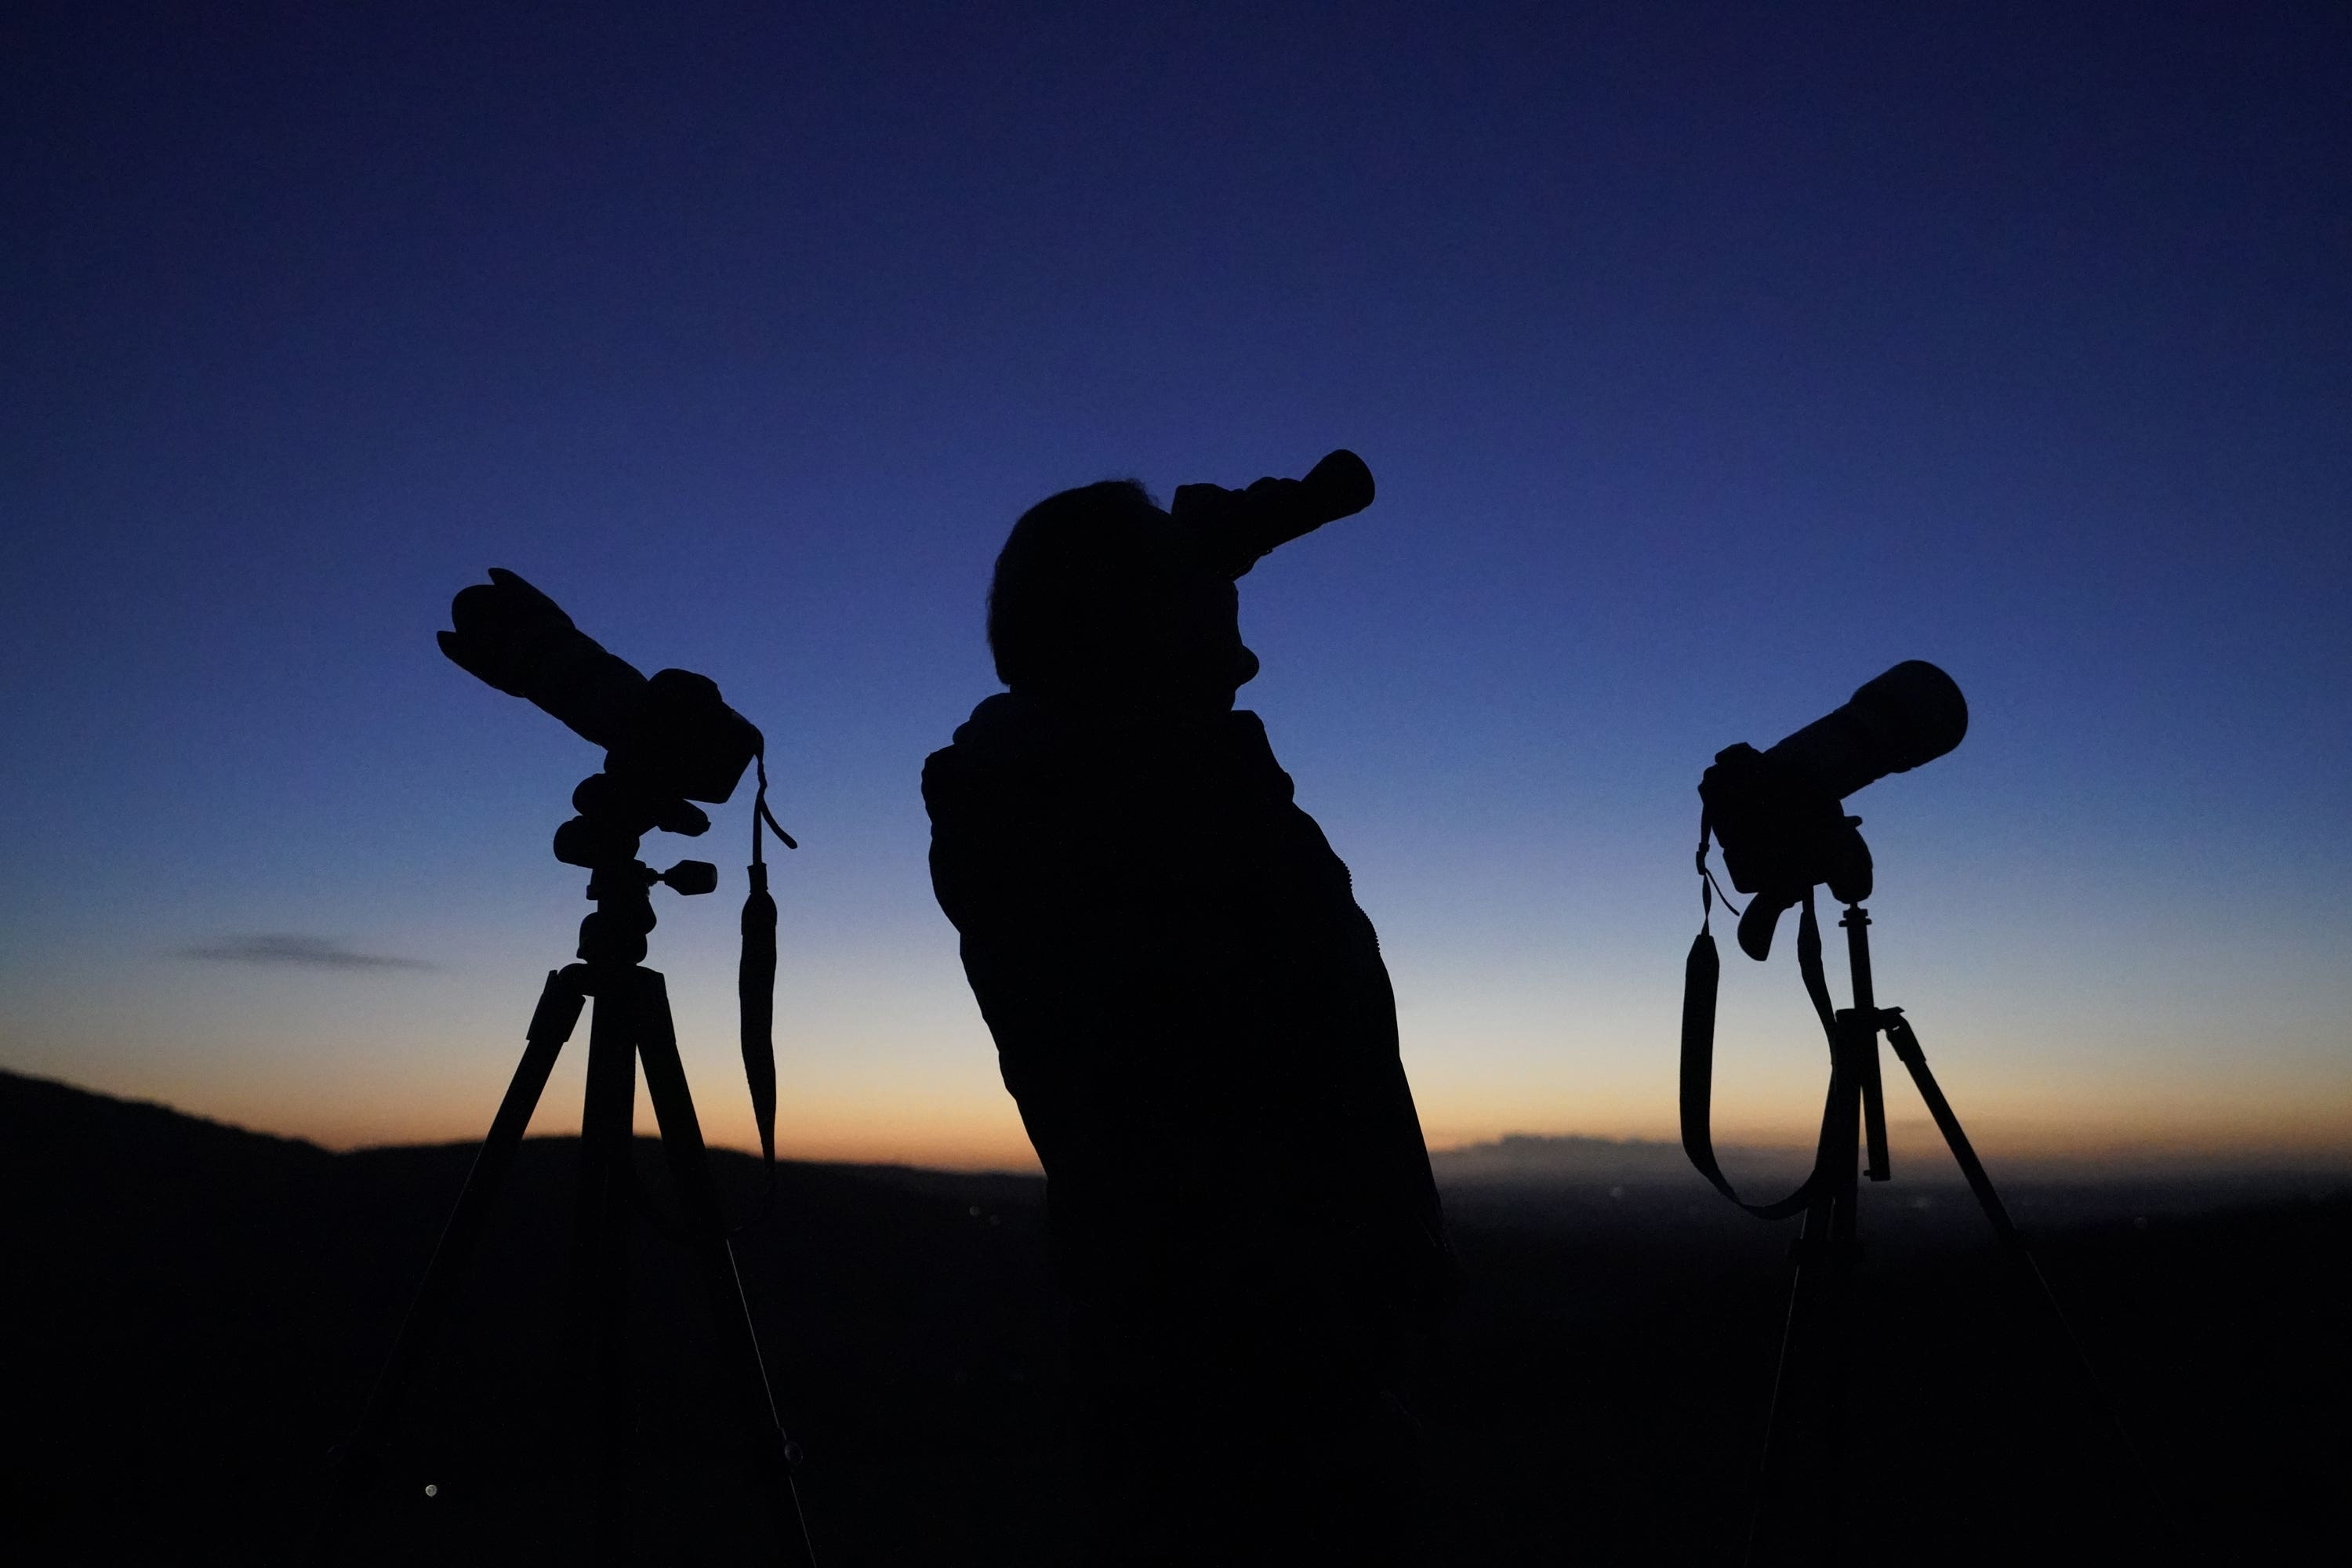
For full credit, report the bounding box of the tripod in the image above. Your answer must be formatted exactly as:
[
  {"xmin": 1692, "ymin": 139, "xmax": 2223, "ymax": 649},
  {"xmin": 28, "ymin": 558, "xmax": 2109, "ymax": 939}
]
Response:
[
  {"xmin": 312, "ymin": 851, "xmax": 817, "ymax": 1567},
  {"xmin": 1740, "ymin": 899, "xmax": 2119, "ymax": 1566}
]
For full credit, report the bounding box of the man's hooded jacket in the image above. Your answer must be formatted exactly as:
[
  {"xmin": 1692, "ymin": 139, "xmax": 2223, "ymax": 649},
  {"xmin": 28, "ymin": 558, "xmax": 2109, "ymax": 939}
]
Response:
[{"xmin": 924, "ymin": 690, "xmax": 1454, "ymax": 1370}]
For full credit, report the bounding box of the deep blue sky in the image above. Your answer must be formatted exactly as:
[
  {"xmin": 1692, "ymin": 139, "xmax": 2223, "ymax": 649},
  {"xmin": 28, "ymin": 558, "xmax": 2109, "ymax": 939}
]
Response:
[{"xmin": 5, "ymin": 2, "xmax": 2347, "ymax": 1167}]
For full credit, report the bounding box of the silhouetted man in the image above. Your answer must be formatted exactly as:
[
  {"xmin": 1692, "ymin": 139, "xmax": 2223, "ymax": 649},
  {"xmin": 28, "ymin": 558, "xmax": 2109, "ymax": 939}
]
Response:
[{"xmin": 923, "ymin": 455, "xmax": 1455, "ymax": 1563}]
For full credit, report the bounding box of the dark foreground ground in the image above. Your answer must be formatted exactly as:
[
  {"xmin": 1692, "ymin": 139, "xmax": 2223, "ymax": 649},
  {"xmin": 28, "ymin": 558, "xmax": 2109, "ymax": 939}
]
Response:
[{"xmin": 3, "ymin": 1067, "xmax": 2344, "ymax": 1565}]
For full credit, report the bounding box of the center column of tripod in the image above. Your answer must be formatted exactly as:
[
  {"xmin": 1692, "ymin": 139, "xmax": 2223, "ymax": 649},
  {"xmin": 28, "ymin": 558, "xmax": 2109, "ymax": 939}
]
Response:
[
  {"xmin": 572, "ymin": 859, "xmax": 662, "ymax": 1565},
  {"xmin": 1841, "ymin": 905, "xmax": 1892, "ymax": 1184},
  {"xmin": 1820, "ymin": 906, "xmax": 1890, "ymax": 1508}
]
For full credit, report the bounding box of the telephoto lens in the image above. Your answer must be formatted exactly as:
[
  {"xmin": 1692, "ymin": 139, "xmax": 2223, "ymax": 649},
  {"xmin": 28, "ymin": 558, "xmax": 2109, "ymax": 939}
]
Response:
[
  {"xmin": 440, "ymin": 568, "xmax": 650, "ymax": 753},
  {"xmin": 1760, "ymin": 660, "xmax": 1967, "ymax": 805}
]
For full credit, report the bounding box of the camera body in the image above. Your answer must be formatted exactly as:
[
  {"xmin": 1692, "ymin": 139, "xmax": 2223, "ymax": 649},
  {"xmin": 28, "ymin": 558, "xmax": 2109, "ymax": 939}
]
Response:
[{"xmin": 1701, "ymin": 661, "xmax": 1967, "ymax": 958}]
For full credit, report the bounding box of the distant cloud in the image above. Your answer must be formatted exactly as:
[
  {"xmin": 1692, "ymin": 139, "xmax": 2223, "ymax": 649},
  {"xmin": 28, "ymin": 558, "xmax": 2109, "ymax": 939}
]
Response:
[
  {"xmin": 175, "ymin": 934, "xmax": 435, "ymax": 972},
  {"xmin": 1432, "ymin": 1133, "xmax": 1758, "ymax": 1185}
]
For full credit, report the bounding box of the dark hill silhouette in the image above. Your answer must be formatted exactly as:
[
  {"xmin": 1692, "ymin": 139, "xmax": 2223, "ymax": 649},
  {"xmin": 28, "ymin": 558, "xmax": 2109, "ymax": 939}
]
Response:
[
  {"xmin": 1, "ymin": 1069, "xmax": 1073, "ymax": 1565},
  {"xmin": 4, "ymin": 1067, "xmax": 2345, "ymax": 1564}
]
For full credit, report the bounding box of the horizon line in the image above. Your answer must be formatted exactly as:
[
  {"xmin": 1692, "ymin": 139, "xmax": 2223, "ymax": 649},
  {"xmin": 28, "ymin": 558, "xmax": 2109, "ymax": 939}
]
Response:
[{"xmin": 7, "ymin": 1065, "xmax": 2347, "ymax": 1182}]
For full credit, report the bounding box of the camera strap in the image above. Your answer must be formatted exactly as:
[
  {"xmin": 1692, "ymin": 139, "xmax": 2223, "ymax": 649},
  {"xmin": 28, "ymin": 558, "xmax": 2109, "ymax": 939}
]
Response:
[
  {"xmin": 1681, "ymin": 814, "xmax": 1820, "ymax": 1219},
  {"xmin": 739, "ymin": 752, "xmax": 797, "ymax": 1180}
]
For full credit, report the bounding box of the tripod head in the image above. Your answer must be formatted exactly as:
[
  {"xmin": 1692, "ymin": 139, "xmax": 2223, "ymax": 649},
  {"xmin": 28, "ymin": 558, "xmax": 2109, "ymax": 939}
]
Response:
[
  {"xmin": 575, "ymin": 852, "xmax": 717, "ymax": 969},
  {"xmin": 560, "ymin": 772, "xmax": 722, "ymax": 970}
]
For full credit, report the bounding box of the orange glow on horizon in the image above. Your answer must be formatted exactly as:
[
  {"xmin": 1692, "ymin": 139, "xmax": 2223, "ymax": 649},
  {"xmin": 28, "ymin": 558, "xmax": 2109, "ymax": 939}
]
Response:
[
  {"xmin": 22, "ymin": 1057, "xmax": 2346, "ymax": 1176},
  {"xmin": 209, "ymin": 1094, "xmax": 2352, "ymax": 1176}
]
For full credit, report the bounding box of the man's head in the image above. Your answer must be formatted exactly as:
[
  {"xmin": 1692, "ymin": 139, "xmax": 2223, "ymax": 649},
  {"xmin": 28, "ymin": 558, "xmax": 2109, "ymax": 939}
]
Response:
[{"xmin": 987, "ymin": 480, "xmax": 1258, "ymax": 712}]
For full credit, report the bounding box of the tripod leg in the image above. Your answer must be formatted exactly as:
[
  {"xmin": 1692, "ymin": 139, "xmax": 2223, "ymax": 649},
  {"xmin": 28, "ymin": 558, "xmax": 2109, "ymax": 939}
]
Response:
[
  {"xmin": 633, "ymin": 967, "xmax": 818, "ymax": 1568},
  {"xmin": 572, "ymin": 968, "xmax": 644, "ymax": 1568},
  {"xmin": 309, "ymin": 967, "xmax": 587, "ymax": 1564},
  {"xmin": 1748, "ymin": 1009, "xmax": 1871, "ymax": 1568},
  {"xmin": 1881, "ymin": 1014, "xmax": 2138, "ymax": 1451}
]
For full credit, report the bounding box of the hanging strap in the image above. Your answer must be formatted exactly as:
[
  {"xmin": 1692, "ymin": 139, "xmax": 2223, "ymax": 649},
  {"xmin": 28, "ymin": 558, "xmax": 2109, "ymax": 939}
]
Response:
[
  {"xmin": 1680, "ymin": 813, "xmax": 1823, "ymax": 1219},
  {"xmin": 739, "ymin": 752, "xmax": 795, "ymax": 1174}
]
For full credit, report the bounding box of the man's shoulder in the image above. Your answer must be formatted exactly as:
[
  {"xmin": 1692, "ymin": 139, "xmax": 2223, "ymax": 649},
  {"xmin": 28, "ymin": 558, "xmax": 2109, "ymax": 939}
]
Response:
[{"xmin": 923, "ymin": 692, "xmax": 1027, "ymax": 808}]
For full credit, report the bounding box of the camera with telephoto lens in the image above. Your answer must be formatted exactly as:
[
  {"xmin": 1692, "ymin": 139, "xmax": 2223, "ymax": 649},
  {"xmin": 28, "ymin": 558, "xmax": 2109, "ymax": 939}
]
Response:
[
  {"xmin": 1700, "ymin": 660, "xmax": 1968, "ymax": 960},
  {"xmin": 439, "ymin": 568, "xmax": 762, "ymax": 867}
]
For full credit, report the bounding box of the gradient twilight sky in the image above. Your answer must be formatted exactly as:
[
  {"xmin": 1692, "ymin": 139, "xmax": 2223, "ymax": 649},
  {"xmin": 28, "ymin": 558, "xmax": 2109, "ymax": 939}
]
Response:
[{"xmin": 5, "ymin": 2, "xmax": 2347, "ymax": 1171}]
